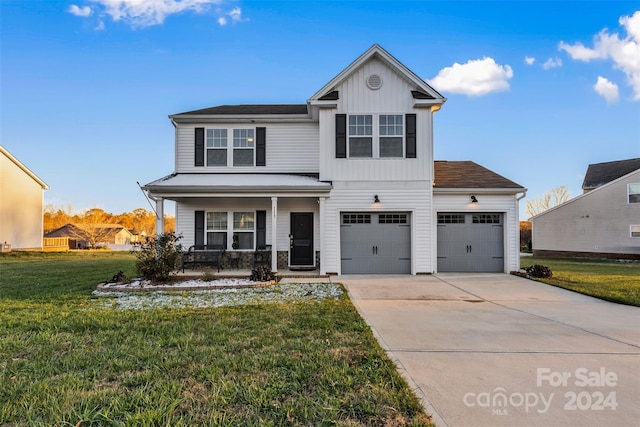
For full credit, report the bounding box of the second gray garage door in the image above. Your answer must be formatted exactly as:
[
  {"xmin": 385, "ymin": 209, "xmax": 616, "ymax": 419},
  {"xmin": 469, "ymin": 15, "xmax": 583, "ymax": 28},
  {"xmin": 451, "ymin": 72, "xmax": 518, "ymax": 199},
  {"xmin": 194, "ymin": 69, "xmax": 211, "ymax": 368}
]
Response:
[
  {"xmin": 340, "ymin": 212, "xmax": 411, "ymax": 274},
  {"xmin": 437, "ymin": 212, "xmax": 504, "ymax": 272}
]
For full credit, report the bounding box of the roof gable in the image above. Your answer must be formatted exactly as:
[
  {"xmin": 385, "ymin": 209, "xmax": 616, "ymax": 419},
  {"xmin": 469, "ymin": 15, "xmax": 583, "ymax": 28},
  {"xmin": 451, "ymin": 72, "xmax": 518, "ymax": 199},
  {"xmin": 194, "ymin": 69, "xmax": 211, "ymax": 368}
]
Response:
[
  {"xmin": 1, "ymin": 145, "xmax": 49, "ymax": 190},
  {"xmin": 533, "ymin": 167, "xmax": 640, "ymax": 219},
  {"xmin": 308, "ymin": 44, "xmax": 445, "ymax": 105},
  {"xmin": 582, "ymin": 158, "xmax": 640, "ymax": 191}
]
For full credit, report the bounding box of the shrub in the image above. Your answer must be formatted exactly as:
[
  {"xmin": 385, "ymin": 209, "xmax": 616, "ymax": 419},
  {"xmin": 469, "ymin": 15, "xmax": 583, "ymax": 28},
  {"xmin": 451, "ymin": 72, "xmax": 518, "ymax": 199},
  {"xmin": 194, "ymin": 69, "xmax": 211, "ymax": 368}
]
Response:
[
  {"xmin": 525, "ymin": 264, "xmax": 553, "ymax": 278},
  {"xmin": 133, "ymin": 232, "xmax": 183, "ymax": 282},
  {"xmin": 250, "ymin": 264, "xmax": 276, "ymax": 282}
]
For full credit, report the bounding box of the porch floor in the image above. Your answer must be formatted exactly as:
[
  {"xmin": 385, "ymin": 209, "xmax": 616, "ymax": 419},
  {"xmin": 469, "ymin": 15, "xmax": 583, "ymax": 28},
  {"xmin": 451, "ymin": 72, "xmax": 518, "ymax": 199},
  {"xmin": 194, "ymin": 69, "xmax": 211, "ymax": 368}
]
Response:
[{"xmin": 176, "ymin": 267, "xmax": 328, "ymax": 279}]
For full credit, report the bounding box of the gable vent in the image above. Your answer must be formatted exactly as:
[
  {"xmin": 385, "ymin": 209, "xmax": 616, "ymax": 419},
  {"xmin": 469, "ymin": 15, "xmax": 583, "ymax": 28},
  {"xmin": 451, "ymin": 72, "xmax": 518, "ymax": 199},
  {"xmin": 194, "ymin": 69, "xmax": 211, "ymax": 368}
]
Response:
[{"xmin": 366, "ymin": 74, "xmax": 382, "ymax": 90}]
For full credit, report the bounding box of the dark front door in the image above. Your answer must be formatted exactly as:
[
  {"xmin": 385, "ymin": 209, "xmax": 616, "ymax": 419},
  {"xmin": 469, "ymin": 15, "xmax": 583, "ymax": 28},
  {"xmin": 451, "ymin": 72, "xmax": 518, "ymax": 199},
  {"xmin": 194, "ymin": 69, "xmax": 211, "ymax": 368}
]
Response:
[{"xmin": 290, "ymin": 212, "xmax": 314, "ymax": 266}]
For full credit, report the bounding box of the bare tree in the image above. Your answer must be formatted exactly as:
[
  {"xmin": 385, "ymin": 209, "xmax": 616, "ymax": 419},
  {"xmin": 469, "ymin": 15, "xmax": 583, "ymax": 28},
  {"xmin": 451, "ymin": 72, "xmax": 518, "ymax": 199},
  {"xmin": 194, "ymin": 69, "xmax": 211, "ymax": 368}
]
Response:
[
  {"xmin": 71, "ymin": 208, "xmax": 113, "ymax": 248},
  {"xmin": 525, "ymin": 186, "xmax": 571, "ymax": 218}
]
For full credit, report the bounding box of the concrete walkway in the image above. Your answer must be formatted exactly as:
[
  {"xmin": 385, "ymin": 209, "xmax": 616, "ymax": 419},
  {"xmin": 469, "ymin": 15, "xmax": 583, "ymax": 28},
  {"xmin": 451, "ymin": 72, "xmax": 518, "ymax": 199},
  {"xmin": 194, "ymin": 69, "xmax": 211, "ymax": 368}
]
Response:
[{"xmin": 338, "ymin": 273, "xmax": 640, "ymax": 427}]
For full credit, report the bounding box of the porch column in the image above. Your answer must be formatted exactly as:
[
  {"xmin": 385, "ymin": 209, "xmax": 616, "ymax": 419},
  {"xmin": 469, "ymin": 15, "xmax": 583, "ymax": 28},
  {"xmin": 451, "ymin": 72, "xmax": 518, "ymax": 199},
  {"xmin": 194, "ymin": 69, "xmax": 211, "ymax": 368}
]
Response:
[
  {"xmin": 155, "ymin": 197, "xmax": 164, "ymax": 237},
  {"xmin": 319, "ymin": 196, "xmax": 326, "ymax": 275},
  {"xmin": 271, "ymin": 197, "xmax": 278, "ymax": 272}
]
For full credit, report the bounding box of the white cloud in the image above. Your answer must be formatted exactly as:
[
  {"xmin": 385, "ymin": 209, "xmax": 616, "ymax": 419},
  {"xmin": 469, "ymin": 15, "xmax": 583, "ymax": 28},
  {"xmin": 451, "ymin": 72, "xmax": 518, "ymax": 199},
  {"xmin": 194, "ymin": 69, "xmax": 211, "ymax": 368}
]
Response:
[
  {"xmin": 217, "ymin": 7, "xmax": 243, "ymax": 26},
  {"xmin": 69, "ymin": 0, "xmax": 226, "ymax": 27},
  {"xmin": 525, "ymin": 56, "xmax": 535, "ymax": 65},
  {"xmin": 542, "ymin": 57, "xmax": 562, "ymax": 70},
  {"xmin": 68, "ymin": 4, "xmax": 92, "ymax": 17},
  {"xmin": 228, "ymin": 7, "xmax": 242, "ymax": 23},
  {"xmin": 427, "ymin": 57, "xmax": 514, "ymax": 97},
  {"xmin": 559, "ymin": 10, "xmax": 640, "ymax": 100},
  {"xmin": 594, "ymin": 76, "xmax": 620, "ymax": 104}
]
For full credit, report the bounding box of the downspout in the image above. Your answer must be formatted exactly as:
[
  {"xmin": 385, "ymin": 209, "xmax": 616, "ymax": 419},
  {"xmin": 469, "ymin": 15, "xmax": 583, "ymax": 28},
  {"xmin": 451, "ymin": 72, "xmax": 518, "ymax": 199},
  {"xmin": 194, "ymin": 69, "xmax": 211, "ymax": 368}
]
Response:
[{"xmin": 137, "ymin": 181, "xmax": 164, "ymax": 237}]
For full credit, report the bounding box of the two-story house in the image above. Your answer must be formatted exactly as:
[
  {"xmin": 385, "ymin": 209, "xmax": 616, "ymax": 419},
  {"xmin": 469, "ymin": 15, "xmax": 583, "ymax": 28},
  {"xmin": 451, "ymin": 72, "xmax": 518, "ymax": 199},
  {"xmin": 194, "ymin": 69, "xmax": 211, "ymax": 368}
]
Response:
[
  {"xmin": 143, "ymin": 45, "xmax": 526, "ymax": 275},
  {"xmin": 531, "ymin": 158, "xmax": 640, "ymax": 259}
]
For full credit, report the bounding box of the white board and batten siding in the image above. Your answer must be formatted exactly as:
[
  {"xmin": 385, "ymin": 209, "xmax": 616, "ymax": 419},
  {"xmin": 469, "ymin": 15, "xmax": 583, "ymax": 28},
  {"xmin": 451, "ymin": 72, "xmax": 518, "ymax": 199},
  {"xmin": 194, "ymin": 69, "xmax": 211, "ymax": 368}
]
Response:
[
  {"xmin": 176, "ymin": 198, "xmax": 319, "ymax": 251},
  {"xmin": 318, "ymin": 57, "xmax": 435, "ymax": 183},
  {"xmin": 433, "ymin": 194, "xmax": 521, "ymax": 273},
  {"xmin": 175, "ymin": 122, "xmax": 320, "ymax": 174},
  {"xmin": 322, "ymin": 181, "xmax": 433, "ymax": 275}
]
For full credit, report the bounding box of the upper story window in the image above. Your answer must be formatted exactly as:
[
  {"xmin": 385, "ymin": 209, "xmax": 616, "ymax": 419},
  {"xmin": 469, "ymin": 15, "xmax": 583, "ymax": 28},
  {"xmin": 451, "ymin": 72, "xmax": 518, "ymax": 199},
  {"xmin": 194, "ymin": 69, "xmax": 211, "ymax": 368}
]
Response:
[
  {"xmin": 348, "ymin": 115, "xmax": 373, "ymax": 157},
  {"xmin": 379, "ymin": 115, "xmax": 403, "ymax": 157},
  {"xmin": 336, "ymin": 113, "xmax": 415, "ymax": 160},
  {"xmin": 628, "ymin": 183, "xmax": 640, "ymax": 203},
  {"xmin": 198, "ymin": 127, "xmax": 262, "ymax": 168},
  {"xmin": 233, "ymin": 129, "xmax": 255, "ymax": 166},
  {"xmin": 206, "ymin": 129, "xmax": 227, "ymax": 166},
  {"xmin": 347, "ymin": 114, "xmax": 404, "ymax": 158}
]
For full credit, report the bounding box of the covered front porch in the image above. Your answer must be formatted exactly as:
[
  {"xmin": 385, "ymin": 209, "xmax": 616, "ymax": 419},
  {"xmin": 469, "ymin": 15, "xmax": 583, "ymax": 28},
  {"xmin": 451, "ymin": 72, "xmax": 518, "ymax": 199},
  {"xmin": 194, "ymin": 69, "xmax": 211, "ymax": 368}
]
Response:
[{"xmin": 142, "ymin": 173, "xmax": 332, "ymax": 275}]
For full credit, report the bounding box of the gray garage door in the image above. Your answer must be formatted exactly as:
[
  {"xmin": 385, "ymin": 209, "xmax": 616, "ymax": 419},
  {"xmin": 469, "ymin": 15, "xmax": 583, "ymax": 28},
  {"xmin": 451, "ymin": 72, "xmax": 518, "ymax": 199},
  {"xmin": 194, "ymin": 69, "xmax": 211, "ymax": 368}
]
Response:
[
  {"xmin": 341, "ymin": 212, "xmax": 411, "ymax": 274},
  {"xmin": 437, "ymin": 213, "xmax": 504, "ymax": 272}
]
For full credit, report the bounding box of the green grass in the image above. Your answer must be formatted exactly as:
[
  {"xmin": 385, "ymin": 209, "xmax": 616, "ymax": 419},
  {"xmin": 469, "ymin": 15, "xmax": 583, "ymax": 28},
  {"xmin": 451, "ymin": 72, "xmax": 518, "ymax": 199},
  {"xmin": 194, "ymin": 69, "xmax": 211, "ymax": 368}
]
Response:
[
  {"xmin": 0, "ymin": 252, "xmax": 432, "ymax": 426},
  {"xmin": 520, "ymin": 257, "xmax": 640, "ymax": 307}
]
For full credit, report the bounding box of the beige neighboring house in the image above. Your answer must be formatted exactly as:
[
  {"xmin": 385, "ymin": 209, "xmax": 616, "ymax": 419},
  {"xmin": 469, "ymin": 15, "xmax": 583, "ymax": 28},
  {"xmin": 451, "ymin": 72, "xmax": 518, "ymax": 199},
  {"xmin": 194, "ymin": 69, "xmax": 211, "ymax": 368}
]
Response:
[
  {"xmin": 0, "ymin": 146, "xmax": 49, "ymax": 251},
  {"xmin": 531, "ymin": 158, "xmax": 640, "ymax": 259},
  {"xmin": 44, "ymin": 223, "xmax": 136, "ymax": 249}
]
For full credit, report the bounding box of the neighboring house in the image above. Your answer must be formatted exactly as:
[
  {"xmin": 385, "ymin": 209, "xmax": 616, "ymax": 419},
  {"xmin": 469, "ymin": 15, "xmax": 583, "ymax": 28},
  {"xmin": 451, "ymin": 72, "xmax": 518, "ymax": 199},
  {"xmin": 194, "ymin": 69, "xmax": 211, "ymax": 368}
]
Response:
[
  {"xmin": 531, "ymin": 158, "xmax": 640, "ymax": 259},
  {"xmin": 129, "ymin": 229, "xmax": 148, "ymax": 243},
  {"xmin": 0, "ymin": 145, "xmax": 49, "ymax": 251},
  {"xmin": 143, "ymin": 44, "xmax": 526, "ymax": 274},
  {"xmin": 44, "ymin": 224, "xmax": 87, "ymax": 249},
  {"xmin": 44, "ymin": 223, "xmax": 136, "ymax": 249}
]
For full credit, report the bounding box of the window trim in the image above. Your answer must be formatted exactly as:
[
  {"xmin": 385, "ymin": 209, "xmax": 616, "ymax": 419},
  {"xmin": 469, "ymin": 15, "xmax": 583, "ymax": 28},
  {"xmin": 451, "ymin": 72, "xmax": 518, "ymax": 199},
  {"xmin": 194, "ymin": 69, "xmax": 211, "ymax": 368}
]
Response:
[
  {"xmin": 379, "ymin": 114, "xmax": 404, "ymax": 158},
  {"xmin": 205, "ymin": 128, "xmax": 228, "ymax": 167},
  {"xmin": 346, "ymin": 113, "xmax": 405, "ymax": 159},
  {"xmin": 203, "ymin": 127, "xmax": 256, "ymax": 167},
  {"xmin": 205, "ymin": 211, "xmax": 228, "ymax": 248},
  {"xmin": 631, "ymin": 225, "xmax": 640, "ymax": 238},
  {"xmin": 205, "ymin": 210, "xmax": 256, "ymax": 250}
]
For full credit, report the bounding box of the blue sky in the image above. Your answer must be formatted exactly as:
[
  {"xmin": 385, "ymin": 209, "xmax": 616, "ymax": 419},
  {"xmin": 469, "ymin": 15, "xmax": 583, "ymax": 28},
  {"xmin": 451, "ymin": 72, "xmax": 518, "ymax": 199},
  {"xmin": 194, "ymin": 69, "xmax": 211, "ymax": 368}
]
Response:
[{"xmin": 2, "ymin": 1, "xmax": 639, "ymax": 219}]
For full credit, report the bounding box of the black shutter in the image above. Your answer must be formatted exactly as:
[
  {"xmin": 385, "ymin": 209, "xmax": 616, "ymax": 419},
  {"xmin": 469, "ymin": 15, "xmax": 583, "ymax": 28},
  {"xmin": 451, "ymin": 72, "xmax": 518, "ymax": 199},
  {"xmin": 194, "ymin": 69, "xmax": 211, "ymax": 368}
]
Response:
[
  {"xmin": 195, "ymin": 127, "xmax": 205, "ymax": 166},
  {"xmin": 195, "ymin": 210, "xmax": 204, "ymax": 246},
  {"xmin": 256, "ymin": 127, "xmax": 266, "ymax": 166},
  {"xmin": 335, "ymin": 114, "xmax": 347, "ymax": 158},
  {"xmin": 405, "ymin": 114, "xmax": 416, "ymax": 158},
  {"xmin": 256, "ymin": 210, "xmax": 266, "ymax": 248}
]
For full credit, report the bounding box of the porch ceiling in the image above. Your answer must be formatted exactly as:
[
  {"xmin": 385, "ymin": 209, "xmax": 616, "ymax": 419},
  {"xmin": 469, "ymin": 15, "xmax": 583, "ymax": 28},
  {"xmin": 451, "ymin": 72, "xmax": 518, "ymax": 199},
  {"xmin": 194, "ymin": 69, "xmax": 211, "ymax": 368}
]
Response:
[{"xmin": 143, "ymin": 173, "xmax": 332, "ymax": 197}]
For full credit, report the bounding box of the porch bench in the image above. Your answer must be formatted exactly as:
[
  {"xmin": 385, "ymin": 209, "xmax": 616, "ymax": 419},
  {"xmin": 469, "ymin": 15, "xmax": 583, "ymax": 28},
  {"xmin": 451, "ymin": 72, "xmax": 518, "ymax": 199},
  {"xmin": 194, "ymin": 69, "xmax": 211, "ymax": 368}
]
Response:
[{"xmin": 182, "ymin": 245, "xmax": 225, "ymax": 272}]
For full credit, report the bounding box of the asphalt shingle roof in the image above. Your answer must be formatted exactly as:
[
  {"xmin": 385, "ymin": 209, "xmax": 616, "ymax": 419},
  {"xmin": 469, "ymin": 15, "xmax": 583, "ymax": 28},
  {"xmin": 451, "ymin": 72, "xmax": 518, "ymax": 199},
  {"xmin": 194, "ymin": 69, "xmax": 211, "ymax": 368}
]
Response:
[
  {"xmin": 434, "ymin": 161, "xmax": 524, "ymax": 189},
  {"xmin": 174, "ymin": 104, "xmax": 309, "ymax": 116},
  {"xmin": 582, "ymin": 158, "xmax": 640, "ymax": 190}
]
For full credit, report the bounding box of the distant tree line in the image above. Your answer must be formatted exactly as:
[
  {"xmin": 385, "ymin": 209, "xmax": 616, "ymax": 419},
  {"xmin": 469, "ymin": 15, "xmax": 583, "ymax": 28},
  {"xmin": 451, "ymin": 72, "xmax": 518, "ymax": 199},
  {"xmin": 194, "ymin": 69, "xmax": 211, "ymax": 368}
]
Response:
[{"xmin": 44, "ymin": 205, "xmax": 175, "ymax": 238}]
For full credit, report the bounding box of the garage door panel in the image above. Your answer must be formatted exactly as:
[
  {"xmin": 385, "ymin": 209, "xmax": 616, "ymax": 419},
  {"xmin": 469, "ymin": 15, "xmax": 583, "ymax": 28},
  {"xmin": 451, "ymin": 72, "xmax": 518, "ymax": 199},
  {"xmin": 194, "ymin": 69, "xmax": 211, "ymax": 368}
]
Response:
[
  {"xmin": 341, "ymin": 213, "xmax": 411, "ymax": 274},
  {"xmin": 437, "ymin": 213, "xmax": 504, "ymax": 273}
]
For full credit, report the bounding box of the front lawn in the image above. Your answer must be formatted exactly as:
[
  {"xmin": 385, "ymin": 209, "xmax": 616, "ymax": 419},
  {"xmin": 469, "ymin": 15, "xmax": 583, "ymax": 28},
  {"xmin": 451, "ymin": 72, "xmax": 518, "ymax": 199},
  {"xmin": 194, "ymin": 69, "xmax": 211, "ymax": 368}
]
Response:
[
  {"xmin": 0, "ymin": 252, "xmax": 432, "ymax": 426},
  {"xmin": 520, "ymin": 256, "xmax": 640, "ymax": 307}
]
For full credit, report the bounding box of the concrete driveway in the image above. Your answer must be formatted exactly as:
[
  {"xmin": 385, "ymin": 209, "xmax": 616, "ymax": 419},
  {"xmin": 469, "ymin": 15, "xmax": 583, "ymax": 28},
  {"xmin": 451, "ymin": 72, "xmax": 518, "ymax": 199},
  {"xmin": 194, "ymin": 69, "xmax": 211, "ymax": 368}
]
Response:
[{"xmin": 338, "ymin": 273, "xmax": 640, "ymax": 427}]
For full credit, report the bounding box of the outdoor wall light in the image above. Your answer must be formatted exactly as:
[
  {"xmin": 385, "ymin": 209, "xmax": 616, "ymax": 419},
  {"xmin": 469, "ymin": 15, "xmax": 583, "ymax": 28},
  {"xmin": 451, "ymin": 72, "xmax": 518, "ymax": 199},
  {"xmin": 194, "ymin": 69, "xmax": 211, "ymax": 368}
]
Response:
[
  {"xmin": 470, "ymin": 195, "xmax": 478, "ymax": 203},
  {"xmin": 374, "ymin": 195, "xmax": 380, "ymax": 203}
]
